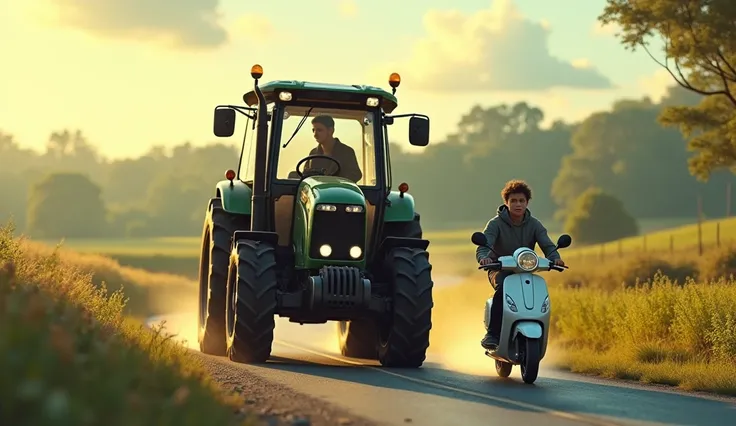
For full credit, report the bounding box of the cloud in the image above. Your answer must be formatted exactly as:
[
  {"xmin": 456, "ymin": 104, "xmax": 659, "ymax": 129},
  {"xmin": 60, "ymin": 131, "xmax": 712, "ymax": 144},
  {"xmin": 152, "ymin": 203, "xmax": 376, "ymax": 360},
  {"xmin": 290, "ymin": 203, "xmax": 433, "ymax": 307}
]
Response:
[
  {"xmin": 229, "ymin": 14, "xmax": 275, "ymax": 42},
  {"xmin": 637, "ymin": 68, "xmax": 674, "ymax": 102},
  {"xmin": 591, "ymin": 20, "xmax": 622, "ymax": 37},
  {"xmin": 377, "ymin": 0, "xmax": 613, "ymax": 92},
  {"xmin": 338, "ymin": 0, "xmax": 358, "ymax": 18},
  {"xmin": 42, "ymin": 0, "xmax": 229, "ymax": 49}
]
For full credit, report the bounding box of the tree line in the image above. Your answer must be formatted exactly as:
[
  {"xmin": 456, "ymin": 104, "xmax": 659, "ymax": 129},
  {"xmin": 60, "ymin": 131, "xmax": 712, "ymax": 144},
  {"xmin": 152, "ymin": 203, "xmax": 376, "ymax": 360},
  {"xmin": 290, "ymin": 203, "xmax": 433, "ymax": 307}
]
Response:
[{"xmin": 0, "ymin": 83, "xmax": 733, "ymax": 245}]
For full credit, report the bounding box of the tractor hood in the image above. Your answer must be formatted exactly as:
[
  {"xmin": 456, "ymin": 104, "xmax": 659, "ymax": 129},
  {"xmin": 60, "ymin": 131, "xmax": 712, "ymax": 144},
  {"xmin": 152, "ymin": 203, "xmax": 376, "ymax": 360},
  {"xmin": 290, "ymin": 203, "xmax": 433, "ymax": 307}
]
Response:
[{"xmin": 299, "ymin": 176, "xmax": 366, "ymax": 206}]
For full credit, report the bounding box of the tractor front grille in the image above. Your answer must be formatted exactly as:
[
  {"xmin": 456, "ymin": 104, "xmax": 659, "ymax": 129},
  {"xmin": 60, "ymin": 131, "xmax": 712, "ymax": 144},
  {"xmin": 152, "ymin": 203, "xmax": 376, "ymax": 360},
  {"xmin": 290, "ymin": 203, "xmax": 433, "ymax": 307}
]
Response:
[{"xmin": 309, "ymin": 206, "xmax": 366, "ymax": 261}]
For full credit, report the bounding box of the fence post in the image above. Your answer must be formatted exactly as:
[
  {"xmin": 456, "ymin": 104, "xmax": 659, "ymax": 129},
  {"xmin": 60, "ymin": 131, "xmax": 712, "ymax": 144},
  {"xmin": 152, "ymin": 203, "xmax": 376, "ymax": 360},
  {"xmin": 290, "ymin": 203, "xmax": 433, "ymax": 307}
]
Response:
[
  {"xmin": 697, "ymin": 195, "xmax": 703, "ymax": 256},
  {"xmin": 669, "ymin": 234, "xmax": 674, "ymax": 254}
]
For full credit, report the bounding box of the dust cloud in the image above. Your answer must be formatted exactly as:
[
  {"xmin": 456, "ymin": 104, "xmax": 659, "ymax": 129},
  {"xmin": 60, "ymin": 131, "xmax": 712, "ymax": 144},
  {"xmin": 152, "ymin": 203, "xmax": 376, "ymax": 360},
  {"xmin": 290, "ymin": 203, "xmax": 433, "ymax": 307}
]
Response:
[{"xmin": 144, "ymin": 254, "xmax": 562, "ymax": 377}]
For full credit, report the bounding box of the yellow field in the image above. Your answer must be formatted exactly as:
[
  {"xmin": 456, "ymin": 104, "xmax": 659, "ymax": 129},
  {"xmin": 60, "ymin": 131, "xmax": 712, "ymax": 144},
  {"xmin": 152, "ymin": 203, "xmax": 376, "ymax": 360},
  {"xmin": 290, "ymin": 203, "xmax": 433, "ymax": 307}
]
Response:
[
  {"xmin": 44, "ymin": 216, "xmax": 731, "ymax": 258},
  {"xmin": 35, "ymin": 217, "xmax": 730, "ymax": 277}
]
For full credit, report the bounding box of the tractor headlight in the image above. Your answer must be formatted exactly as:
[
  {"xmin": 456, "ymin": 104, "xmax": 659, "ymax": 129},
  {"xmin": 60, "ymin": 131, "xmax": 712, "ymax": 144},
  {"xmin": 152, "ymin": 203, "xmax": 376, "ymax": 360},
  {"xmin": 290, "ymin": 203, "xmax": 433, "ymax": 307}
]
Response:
[
  {"xmin": 316, "ymin": 204, "xmax": 337, "ymax": 212},
  {"xmin": 345, "ymin": 205, "xmax": 363, "ymax": 213},
  {"xmin": 366, "ymin": 97, "xmax": 380, "ymax": 107},
  {"xmin": 349, "ymin": 246, "xmax": 362, "ymax": 259},
  {"xmin": 279, "ymin": 91, "xmax": 292, "ymax": 101},
  {"xmin": 319, "ymin": 245, "xmax": 332, "ymax": 257},
  {"xmin": 517, "ymin": 250, "xmax": 539, "ymax": 271}
]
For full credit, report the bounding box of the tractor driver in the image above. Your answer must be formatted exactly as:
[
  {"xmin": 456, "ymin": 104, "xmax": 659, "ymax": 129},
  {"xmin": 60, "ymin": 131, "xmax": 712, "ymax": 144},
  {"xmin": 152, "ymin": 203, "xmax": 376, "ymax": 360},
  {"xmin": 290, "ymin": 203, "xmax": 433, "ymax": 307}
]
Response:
[{"xmin": 302, "ymin": 115, "xmax": 363, "ymax": 183}]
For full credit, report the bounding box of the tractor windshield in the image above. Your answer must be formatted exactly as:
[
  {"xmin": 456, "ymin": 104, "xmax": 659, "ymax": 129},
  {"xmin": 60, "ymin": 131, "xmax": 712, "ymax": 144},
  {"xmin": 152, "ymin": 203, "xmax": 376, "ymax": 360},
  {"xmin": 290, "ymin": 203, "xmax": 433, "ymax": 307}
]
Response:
[{"xmin": 276, "ymin": 105, "xmax": 378, "ymax": 187}]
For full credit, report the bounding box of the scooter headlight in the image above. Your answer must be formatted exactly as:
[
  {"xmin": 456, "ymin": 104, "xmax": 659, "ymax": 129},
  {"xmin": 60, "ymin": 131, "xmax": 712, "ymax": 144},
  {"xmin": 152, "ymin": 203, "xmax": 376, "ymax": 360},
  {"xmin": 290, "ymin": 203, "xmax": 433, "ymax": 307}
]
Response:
[
  {"xmin": 505, "ymin": 294, "xmax": 518, "ymax": 312},
  {"xmin": 517, "ymin": 250, "xmax": 539, "ymax": 271},
  {"xmin": 541, "ymin": 295, "xmax": 550, "ymax": 313}
]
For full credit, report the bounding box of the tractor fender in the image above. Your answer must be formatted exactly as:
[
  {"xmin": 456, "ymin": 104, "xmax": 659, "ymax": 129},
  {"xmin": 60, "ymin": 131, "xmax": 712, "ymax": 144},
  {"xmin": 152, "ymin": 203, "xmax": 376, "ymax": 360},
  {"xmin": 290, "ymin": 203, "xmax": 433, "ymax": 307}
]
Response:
[
  {"xmin": 215, "ymin": 180, "xmax": 252, "ymax": 215},
  {"xmin": 384, "ymin": 190, "xmax": 416, "ymax": 222}
]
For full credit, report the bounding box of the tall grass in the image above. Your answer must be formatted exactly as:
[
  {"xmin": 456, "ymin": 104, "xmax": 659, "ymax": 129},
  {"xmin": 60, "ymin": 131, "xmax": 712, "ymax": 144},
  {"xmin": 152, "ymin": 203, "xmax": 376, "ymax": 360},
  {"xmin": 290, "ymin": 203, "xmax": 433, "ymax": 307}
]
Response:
[
  {"xmin": 549, "ymin": 275, "xmax": 736, "ymax": 394},
  {"xmin": 0, "ymin": 222, "xmax": 256, "ymax": 426},
  {"xmin": 13, "ymin": 234, "xmax": 197, "ymax": 318}
]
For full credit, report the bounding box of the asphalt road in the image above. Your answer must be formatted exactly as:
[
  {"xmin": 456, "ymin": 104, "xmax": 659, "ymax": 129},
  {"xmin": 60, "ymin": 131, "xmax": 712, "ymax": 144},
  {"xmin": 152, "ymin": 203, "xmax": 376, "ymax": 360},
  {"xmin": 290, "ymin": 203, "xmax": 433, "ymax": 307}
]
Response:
[{"xmin": 148, "ymin": 311, "xmax": 736, "ymax": 426}]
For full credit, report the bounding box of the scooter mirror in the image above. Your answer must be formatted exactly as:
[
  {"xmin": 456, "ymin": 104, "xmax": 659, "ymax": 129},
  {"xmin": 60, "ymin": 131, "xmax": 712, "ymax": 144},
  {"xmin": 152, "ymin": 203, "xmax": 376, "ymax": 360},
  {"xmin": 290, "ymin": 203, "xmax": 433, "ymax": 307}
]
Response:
[
  {"xmin": 471, "ymin": 232, "xmax": 488, "ymax": 246},
  {"xmin": 557, "ymin": 234, "xmax": 572, "ymax": 249}
]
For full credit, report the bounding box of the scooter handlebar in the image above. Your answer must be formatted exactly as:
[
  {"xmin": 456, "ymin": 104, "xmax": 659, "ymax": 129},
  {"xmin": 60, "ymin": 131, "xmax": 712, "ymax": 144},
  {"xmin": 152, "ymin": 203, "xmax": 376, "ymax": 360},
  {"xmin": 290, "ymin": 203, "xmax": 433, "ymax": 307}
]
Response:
[
  {"xmin": 478, "ymin": 262, "xmax": 502, "ymax": 270},
  {"xmin": 477, "ymin": 261, "xmax": 569, "ymax": 272},
  {"xmin": 550, "ymin": 264, "xmax": 569, "ymax": 272}
]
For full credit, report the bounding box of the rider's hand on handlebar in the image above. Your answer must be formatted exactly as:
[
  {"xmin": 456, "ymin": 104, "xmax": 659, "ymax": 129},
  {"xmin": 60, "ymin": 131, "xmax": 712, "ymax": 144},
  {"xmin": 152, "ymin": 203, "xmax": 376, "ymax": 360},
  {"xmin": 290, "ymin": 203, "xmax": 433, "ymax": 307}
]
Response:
[
  {"xmin": 553, "ymin": 258, "xmax": 565, "ymax": 267},
  {"xmin": 479, "ymin": 257, "xmax": 495, "ymax": 266}
]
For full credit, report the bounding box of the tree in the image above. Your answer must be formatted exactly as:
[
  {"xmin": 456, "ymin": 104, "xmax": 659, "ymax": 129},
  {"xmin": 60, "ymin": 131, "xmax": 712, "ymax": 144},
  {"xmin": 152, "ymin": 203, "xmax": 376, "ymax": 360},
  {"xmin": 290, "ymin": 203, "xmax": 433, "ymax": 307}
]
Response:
[
  {"xmin": 26, "ymin": 172, "xmax": 109, "ymax": 238},
  {"xmin": 598, "ymin": 0, "xmax": 734, "ymax": 180},
  {"xmin": 564, "ymin": 187, "xmax": 639, "ymax": 245}
]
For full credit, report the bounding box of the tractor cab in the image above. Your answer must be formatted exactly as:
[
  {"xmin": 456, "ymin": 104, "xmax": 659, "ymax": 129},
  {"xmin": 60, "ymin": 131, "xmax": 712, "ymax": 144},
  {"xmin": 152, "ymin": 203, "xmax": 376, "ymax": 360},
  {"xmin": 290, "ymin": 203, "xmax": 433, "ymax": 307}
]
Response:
[{"xmin": 199, "ymin": 64, "xmax": 435, "ymax": 369}]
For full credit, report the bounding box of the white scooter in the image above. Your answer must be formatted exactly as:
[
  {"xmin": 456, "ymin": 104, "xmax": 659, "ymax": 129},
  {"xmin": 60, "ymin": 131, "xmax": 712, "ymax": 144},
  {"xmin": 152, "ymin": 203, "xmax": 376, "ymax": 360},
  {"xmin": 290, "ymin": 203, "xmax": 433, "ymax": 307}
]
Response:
[{"xmin": 470, "ymin": 232, "xmax": 572, "ymax": 384}]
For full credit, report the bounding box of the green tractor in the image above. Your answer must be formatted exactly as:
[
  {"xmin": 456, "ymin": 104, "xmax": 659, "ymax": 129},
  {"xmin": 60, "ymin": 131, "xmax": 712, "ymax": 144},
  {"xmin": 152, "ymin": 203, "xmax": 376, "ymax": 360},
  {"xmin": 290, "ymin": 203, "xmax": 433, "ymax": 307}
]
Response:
[{"xmin": 197, "ymin": 64, "xmax": 434, "ymax": 368}]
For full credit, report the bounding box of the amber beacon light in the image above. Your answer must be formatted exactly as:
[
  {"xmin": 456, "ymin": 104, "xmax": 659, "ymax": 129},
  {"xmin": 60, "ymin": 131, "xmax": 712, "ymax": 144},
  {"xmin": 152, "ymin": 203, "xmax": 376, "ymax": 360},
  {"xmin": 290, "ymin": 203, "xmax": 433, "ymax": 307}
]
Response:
[{"xmin": 250, "ymin": 64, "xmax": 263, "ymax": 79}]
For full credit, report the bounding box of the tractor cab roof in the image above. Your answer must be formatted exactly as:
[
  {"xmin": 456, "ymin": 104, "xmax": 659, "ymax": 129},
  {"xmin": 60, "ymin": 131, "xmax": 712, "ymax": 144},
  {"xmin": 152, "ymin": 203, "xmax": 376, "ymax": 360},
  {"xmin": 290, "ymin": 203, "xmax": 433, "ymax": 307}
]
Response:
[{"xmin": 243, "ymin": 80, "xmax": 399, "ymax": 113}]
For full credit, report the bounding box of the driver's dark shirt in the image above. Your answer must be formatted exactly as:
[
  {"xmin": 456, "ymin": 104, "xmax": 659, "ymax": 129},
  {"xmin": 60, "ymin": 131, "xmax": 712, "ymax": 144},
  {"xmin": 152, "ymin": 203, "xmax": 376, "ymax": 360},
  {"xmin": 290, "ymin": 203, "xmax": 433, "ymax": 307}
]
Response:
[{"xmin": 306, "ymin": 138, "xmax": 363, "ymax": 183}]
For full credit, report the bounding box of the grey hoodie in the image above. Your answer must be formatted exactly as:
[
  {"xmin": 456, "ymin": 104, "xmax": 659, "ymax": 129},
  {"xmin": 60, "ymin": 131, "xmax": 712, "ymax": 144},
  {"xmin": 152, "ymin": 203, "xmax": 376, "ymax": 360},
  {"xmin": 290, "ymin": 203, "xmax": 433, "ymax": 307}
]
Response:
[{"xmin": 475, "ymin": 204, "xmax": 561, "ymax": 263}]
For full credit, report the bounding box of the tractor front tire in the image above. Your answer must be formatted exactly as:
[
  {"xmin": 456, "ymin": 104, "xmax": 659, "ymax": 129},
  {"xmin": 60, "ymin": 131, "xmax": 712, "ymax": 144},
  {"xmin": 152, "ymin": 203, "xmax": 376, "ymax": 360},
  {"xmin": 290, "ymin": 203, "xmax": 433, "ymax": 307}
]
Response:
[
  {"xmin": 337, "ymin": 319, "xmax": 379, "ymax": 359},
  {"xmin": 225, "ymin": 239, "xmax": 278, "ymax": 363},
  {"xmin": 377, "ymin": 247, "xmax": 434, "ymax": 368}
]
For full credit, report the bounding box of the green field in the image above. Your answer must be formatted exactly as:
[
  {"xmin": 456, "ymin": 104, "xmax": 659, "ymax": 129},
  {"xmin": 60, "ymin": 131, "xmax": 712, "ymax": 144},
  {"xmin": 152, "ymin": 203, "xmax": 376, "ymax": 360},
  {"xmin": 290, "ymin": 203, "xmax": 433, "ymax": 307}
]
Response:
[{"xmin": 37, "ymin": 216, "xmax": 733, "ymax": 278}]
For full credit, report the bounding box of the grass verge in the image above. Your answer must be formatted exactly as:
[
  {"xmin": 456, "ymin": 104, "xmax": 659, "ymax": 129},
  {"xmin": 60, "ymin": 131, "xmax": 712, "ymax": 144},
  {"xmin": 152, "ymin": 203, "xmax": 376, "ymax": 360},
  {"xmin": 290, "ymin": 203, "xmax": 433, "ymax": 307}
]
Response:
[
  {"xmin": 13, "ymin": 236, "xmax": 197, "ymax": 318},
  {"xmin": 431, "ymin": 247, "xmax": 736, "ymax": 397},
  {"xmin": 0, "ymin": 223, "xmax": 257, "ymax": 426}
]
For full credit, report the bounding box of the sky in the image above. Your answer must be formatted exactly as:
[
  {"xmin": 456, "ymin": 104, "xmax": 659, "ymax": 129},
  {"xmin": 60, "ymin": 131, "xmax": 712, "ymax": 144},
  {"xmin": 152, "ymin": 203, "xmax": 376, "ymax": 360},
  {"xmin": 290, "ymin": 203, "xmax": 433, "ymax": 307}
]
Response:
[{"xmin": 0, "ymin": 0, "xmax": 675, "ymax": 160}]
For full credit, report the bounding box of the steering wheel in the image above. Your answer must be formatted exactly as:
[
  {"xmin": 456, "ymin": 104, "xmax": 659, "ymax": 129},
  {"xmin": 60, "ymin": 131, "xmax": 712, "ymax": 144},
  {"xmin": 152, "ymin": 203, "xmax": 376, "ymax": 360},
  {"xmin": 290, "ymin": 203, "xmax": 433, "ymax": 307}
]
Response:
[{"xmin": 294, "ymin": 154, "xmax": 342, "ymax": 179}]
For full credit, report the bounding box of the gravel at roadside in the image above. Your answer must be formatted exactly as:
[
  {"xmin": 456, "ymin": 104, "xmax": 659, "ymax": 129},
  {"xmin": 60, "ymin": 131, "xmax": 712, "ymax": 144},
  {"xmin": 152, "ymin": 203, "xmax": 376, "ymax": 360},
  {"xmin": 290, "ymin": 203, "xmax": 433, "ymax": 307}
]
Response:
[{"xmin": 196, "ymin": 352, "xmax": 386, "ymax": 426}]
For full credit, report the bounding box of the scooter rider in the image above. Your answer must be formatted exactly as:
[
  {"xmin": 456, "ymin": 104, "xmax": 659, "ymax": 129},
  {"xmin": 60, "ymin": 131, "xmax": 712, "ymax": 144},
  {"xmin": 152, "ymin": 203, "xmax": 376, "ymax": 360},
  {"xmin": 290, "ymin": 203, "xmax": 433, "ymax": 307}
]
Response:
[{"xmin": 476, "ymin": 179, "xmax": 565, "ymax": 350}]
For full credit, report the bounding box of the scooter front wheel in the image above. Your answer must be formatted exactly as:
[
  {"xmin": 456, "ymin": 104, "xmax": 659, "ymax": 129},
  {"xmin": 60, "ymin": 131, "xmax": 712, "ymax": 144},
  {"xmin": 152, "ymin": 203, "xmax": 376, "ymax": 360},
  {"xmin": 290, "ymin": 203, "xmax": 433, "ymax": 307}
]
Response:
[
  {"xmin": 495, "ymin": 360, "xmax": 512, "ymax": 377},
  {"xmin": 520, "ymin": 338, "xmax": 541, "ymax": 384}
]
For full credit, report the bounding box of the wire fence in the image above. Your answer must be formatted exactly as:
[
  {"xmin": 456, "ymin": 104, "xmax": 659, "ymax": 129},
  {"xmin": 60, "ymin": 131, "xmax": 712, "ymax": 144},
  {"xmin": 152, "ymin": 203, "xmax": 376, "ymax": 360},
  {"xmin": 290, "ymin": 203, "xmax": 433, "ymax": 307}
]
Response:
[{"xmin": 565, "ymin": 221, "xmax": 735, "ymax": 262}]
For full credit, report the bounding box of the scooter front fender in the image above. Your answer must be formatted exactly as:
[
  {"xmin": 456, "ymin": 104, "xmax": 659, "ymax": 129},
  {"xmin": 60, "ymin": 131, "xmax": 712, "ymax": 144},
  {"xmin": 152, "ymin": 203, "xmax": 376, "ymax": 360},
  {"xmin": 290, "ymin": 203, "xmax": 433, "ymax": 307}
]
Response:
[{"xmin": 512, "ymin": 321, "xmax": 543, "ymax": 340}]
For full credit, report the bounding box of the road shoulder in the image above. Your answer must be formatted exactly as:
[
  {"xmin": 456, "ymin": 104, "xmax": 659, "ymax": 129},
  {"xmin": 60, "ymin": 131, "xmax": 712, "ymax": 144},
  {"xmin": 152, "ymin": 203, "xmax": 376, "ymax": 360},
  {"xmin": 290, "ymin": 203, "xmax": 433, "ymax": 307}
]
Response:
[{"xmin": 195, "ymin": 350, "xmax": 385, "ymax": 426}]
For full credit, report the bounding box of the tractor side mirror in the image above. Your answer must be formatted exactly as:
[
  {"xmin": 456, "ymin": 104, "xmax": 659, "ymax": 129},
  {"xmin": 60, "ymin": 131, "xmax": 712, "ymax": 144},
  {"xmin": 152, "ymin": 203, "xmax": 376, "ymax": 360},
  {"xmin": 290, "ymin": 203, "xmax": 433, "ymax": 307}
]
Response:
[
  {"xmin": 214, "ymin": 108, "xmax": 236, "ymax": 137},
  {"xmin": 408, "ymin": 116, "xmax": 429, "ymax": 147}
]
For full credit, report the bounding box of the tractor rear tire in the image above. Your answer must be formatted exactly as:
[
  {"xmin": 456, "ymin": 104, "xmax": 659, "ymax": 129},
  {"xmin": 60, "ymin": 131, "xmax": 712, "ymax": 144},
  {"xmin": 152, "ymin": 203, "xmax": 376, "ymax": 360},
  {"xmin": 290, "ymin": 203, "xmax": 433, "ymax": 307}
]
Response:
[
  {"xmin": 225, "ymin": 239, "xmax": 278, "ymax": 363},
  {"xmin": 377, "ymin": 247, "xmax": 434, "ymax": 368},
  {"xmin": 197, "ymin": 199, "xmax": 249, "ymax": 355},
  {"xmin": 337, "ymin": 319, "xmax": 379, "ymax": 359}
]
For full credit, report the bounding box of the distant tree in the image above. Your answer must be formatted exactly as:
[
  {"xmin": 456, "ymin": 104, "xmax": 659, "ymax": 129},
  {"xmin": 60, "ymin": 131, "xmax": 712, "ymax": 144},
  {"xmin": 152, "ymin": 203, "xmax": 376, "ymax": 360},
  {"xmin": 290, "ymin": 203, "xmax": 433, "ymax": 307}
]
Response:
[
  {"xmin": 26, "ymin": 172, "xmax": 109, "ymax": 238},
  {"xmin": 0, "ymin": 172, "xmax": 28, "ymax": 229},
  {"xmin": 550, "ymin": 94, "xmax": 731, "ymax": 222},
  {"xmin": 599, "ymin": 0, "xmax": 734, "ymax": 180},
  {"xmin": 564, "ymin": 187, "xmax": 639, "ymax": 245}
]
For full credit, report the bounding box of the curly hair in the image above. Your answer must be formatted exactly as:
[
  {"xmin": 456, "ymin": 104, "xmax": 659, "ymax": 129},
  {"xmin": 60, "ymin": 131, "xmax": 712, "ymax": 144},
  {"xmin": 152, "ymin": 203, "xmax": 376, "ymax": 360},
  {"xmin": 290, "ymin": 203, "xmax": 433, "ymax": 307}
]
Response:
[{"xmin": 501, "ymin": 179, "xmax": 532, "ymax": 202}]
